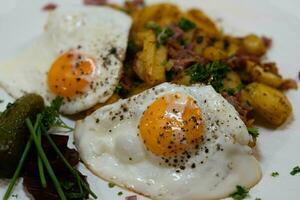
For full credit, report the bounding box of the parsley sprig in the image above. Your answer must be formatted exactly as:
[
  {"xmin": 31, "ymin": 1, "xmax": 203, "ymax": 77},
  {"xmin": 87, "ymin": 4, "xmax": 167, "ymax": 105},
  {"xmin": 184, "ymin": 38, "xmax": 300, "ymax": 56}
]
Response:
[
  {"xmin": 186, "ymin": 61, "xmax": 230, "ymax": 92},
  {"xmin": 145, "ymin": 21, "xmax": 174, "ymax": 45},
  {"xmin": 290, "ymin": 166, "xmax": 300, "ymax": 175},
  {"xmin": 230, "ymin": 185, "xmax": 249, "ymax": 200},
  {"xmin": 248, "ymin": 127, "xmax": 259, "ymax": 138},
  {"xmin": 177, "ymin": 18, "xmax": 196, "ymax": 31}
]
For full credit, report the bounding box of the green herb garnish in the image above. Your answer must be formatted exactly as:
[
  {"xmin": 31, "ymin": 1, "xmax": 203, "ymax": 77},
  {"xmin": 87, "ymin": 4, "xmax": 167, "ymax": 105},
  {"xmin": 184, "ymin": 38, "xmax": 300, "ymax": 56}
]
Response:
[
  {"xmin": 248, "ymin": 127, "xmax": 259, "ymax": 138},
  {"xmin": 271, "ymin": 171, "xmax": 279, "ymax": 177},
  {"xmin": 157, "ymin": 27, "xmax": 174, "ymax": 45},
  {"xmin": 118, "ymin": 191, "xmax": 123, "ymax": 196},
  {"xmin": 145, "ymin": 21, "xmax": 174, "ymax": 45},
  {"xmin": 186, "ymin": 61, "xmax": 230, "ymax": 92},
  {"xmin": 145, "ymin": 21, "xmax": 162, "ymax": 35},
  {"xmin": 255, "ymin": 198, "xmax": 262, "ymax": 200},
  {"xmin": 114, "ymin": 84, "xmax": 123, "ymax": 94},
  {"xmin": 290, "ymin": 166, "xmax": 300, "ymax": 175},
  {"xmin": 40, "ymin": 96, "xmax": 73, "ymax": 131},
  {"xmin": 108, "ymin": 182, "xmax": 116, "ymax": 188},
  {"xmin": 230, "ymin": 185, "xmax": 249, "ymax": 200},
  {"xmin": 177, "ymin": 18, "xmax": 196, "ymax": 31}
]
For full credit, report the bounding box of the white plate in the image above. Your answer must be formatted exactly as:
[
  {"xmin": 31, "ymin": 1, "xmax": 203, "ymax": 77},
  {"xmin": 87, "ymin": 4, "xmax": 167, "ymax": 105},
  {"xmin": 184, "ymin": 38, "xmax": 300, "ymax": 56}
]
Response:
[{"xmin": 0, "ymin": 0, "xmax": 299, "ymax": 199}]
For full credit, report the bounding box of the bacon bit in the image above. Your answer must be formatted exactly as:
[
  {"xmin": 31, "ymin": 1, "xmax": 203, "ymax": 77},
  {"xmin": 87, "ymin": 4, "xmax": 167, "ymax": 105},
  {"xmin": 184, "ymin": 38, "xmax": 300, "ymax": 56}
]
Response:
[
  {"xmin": 281, "ymin": 79, "xmax": 298, "ymax": 90},
  {"xmin": 168, "ymin": 25, "xmax": 184, "ymax": 41},
  {"xmin": 125, "ymin": 195, "xmax": 137, "ymax": 200},
  {"xmin": 42, "ymin": 3, "xmax": 57, "ymax": 11},
  {"xmin": 125, "ymin": 0, "xmax": 145, "ymax": 7},
  {"xmin": 261, "ymin": 62, "xmax": 278, "ymax": 74},
  {"xmin": 225, "ymin": 55, "xmax": 260, "ymax": 69},
  {"xmin": 84, "ymin": 0, "xmax": 107, "ymax": 5},
  {"xmin": 262, "ymin": 36, "xmax": 272, "ymax": 49}
]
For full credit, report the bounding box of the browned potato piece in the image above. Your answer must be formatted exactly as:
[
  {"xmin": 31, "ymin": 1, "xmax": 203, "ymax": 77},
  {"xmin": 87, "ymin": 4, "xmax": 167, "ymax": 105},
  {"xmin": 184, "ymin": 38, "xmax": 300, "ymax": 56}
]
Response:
[
  {"xmin": 134, "ymin": 30, "xmax": 167, "ymax": 85},
  {"xmin": 223, "ymin": 71, "xmax": 242, "ymax": 89},
  {"xmin": 242, "ymin": 34, "xmax": 266, "ymax": 56},
  {"xmin": 185, "ymin": 9, "xmax": 220, "ymax": 36},
  {"xmin": 246, "ymin": 61, "xmax": 284, "ymax": 88},
  {"xmin": 203, "ymin": 46, "xmax": 227, "ymax": 60},
  {"xmin": 131, "ymin": 3, "xmax": 182, "ymax": 34},
  {"xmin": 241, "ymin": 83, "xmax": 292, "ymax": 126}
]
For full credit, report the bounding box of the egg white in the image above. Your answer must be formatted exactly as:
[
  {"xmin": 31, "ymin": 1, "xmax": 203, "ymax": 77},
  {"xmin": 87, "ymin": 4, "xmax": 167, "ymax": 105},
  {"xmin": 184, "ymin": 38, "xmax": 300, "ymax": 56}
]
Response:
[
  {"xmin": 74, "ymin": 83, "xmax": 262, "ymax": 200},
  {"xmin": 0, "ymin": 6, "xmax": 132, "ymax": 114}
]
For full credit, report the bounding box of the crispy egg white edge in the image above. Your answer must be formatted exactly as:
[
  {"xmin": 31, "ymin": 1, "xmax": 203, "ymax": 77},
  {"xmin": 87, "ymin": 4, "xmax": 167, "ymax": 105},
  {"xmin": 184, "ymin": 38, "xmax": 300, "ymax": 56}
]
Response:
[{"xmin": 74, "ymin": 83, "xmax": 262, "ymax": 200}]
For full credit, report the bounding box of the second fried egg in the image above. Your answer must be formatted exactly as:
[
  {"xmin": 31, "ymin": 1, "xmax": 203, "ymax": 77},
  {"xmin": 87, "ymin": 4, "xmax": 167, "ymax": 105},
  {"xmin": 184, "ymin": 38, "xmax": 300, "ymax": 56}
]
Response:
[
  {"xmin": 74, "ymin": 83, "xmax": 261, "ymax": 200},
  {"xmin": 0, "ymin": 6, "xmax": 131, "ymax": 114}
]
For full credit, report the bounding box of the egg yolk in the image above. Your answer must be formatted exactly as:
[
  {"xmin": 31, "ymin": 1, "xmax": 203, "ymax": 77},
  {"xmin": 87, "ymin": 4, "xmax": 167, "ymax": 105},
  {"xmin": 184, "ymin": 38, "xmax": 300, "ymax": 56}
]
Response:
[
  {"xmin": 47, "ymin": 51, "xmax": 97, "ymax": 98},
  {"xmin": 139, "ymin": 93, "xmax": 204, "ymax": 157}
]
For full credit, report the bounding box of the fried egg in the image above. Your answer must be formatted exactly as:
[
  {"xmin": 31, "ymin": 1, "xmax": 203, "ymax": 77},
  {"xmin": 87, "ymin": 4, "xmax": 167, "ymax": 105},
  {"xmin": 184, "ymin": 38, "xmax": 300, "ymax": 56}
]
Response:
[
  {"xmin": 0, "ymin": 6, "xmax": 131, "ymax": 114},
  {"xmin": 74, "ymin": 83, "xmax": 262, "ymax": 200}
]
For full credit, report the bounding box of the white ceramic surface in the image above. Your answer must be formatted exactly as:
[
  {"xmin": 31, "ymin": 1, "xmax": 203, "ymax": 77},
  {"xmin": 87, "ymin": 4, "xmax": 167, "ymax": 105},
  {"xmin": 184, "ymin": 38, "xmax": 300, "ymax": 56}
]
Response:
[{"xmin": 0, "ymin": 0, "xmax": 299, "ymax": 199}]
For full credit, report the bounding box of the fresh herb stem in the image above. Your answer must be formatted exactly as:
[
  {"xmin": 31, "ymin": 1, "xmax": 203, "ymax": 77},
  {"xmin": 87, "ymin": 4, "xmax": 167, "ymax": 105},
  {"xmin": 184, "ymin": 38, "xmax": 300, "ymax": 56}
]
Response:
[
  {"xmin": 3, "ymin": 115, "xmax": 41, "ymax": 200},
  {"xmin": 37, "ymin": 122, "xmax": 47, "ymax": 188},
  {"xmin": 3, "ymin": 137, "xmax": 32, "ymax": 200},
  {"xmin": 43, "ymin": 130, "xmax": 97, "ymax": 199},
  {"xmin": 26, "ymin": 118, "xmax": 66, "ymax": 200}
]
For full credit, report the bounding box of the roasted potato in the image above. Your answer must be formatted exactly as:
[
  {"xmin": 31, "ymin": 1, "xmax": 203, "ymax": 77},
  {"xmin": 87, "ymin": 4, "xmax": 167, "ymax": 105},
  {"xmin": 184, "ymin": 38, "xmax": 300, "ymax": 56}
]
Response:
[
  {"xmin": 134, "ymin": 30, "xmax": 167, "ymax": 85},
  {"xmin": 242, "ymin": 34, "xmax": 266, "ymax": 56},
  {"xmin": 246, "ymin": 61, "xmax": 284, "ymax": 88},
  {"xmin": 223, "ymin": 71, "xmax": 242, "ymax": 90},
  {"xmin": 241, "ymin": 82, "xmax": 292, "ymax": 126},
  {"xmin": 185, "ymin": 9, "xmax": 220, "ymax": 36}
]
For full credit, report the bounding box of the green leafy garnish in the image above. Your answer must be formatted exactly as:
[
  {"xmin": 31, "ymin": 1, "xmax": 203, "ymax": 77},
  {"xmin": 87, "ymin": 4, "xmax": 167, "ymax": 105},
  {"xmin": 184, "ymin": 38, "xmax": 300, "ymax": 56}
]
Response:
[
  {"xmin": 108, "ymin": 182, "xmax": 116, "ymax": 188},
  {"xmin": 255, "ymin": 198, "xmax": 262, "ymax": 200},
  {"xmin": 186, "ymin": 61, "xmax": 230, "ymax": 92},
  {"xmin": 230, "ymin": 185, "xmax": 249, "ymax": 200},
  {"xmin": 248, "ymin": 127, "xmax": 259, "ymax": 138},
  {"xmin": 145, "ymin": 21, "xmax": 162, "ymax": 35},
  {"xmin": 145, "ymin": 21, "xmax": 174, "ymax": 45},
  {"xmin": 118, "ymin": 191, "xmax": 123, "ymax": 196},
  {"xmin": 290, "ymin": 166, "xmax": 300, "ymax": 175},
  {"xmin": 40, "ymin": 97, "xmax": 72, "ymax": 131},
  {"xmin": 157, "ymin": 27, "xmax": 174, "ymax": 45},
  {"xmin": 114, "ymin": 84, "xmax": 123, "ymax": 94},
  {"xmin": 271, "ymin": 171, "xmax": 279, "ymax": 177},
  {"xmin": 177, "ymin": 18, "xmax": 196, "ymax": 31}
]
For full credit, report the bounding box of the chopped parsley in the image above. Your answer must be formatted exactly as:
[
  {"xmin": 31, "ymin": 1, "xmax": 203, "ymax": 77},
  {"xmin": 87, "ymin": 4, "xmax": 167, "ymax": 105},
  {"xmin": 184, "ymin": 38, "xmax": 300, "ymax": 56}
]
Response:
[
  {"xmin": 271, "ymin": 171, "xmax": 279, "ymax": 177},
  {"xmin": 290, "ymin": 166, "xmax": 300, "ymax": 175},
  {"xmin": 229, "ymin": 185, "xmax": 249, "ymax": 200},
  {"xmin": 177, "ymin": 18, "xmax": 196, "ymax": 31},
  {"xmin": 145, "ymin": 21, "xmax": 174, "ymax": 45},
  {"xmin": 157, "ymin": 27, "xmax": 174, "ymax": 45},
  {"xmin": 114, "ymin": 84, "xmax": 123, "ymax": 94},
  {"xmin": 40, "ymin": 96, "xmax": 73, "ymax": 131},
  {"xmin": 108, "ymin": 182, "xmax": 116, "ymax": 188},
  {"xmin": 186, "ymin": 61, "xmax": 230, "ymax": 92},
  {"xmin": 117, "ymin": 191, "xmax": 123, "ymax": 196},
  {"xmin": 145, "ymin": 21, "xmax": 162, "ymax": 35},
  {"xmin": 255, "ymin": 198, "xmax": 262, "ymax": 200},
  {"xmin": 248, "ymin": 127, "xmax": 259, "ymax": 138}
]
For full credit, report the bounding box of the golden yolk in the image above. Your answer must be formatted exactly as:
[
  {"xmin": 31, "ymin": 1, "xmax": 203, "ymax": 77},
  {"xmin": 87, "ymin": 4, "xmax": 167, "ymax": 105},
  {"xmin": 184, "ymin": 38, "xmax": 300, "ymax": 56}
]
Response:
[
  {"xmin": 139, "ymin": 93, "xmax": 204, "ymax": 157},
  {"xmin": 47, "ymin": 51, "xmax": 97, "ymax": 98}
]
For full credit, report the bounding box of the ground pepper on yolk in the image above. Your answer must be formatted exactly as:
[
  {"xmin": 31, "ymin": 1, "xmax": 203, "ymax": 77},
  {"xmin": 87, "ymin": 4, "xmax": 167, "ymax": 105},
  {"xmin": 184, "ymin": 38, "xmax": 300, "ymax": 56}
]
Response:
[
  {"xmin": 139, "ymin": 93, "xmax": 205, "ymax": 157},
  {"xmin": 47, "ymin": 51, "xmax": 97, "ymax": 98}
]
